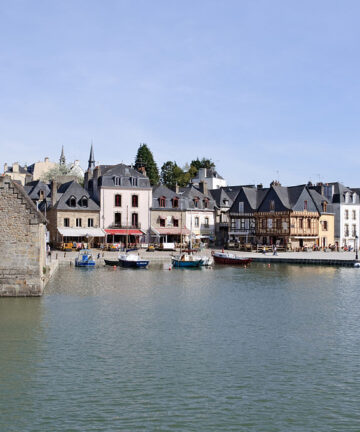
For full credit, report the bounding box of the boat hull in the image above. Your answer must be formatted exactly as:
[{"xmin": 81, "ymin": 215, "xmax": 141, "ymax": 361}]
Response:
[
  {"xmin": 172, "ymin": 258, "xmax": 202, "ymax": 268},
  {"xmin": 104, "ymin": 259, "xmax": 149, "ymax": 268},
  {"xmin": 75, "ymin": 261, "xmax": 95, "ymax": 267},
  {"xmin": 213, "ymin": 255, "xmax": 252, "ymax": 265}
]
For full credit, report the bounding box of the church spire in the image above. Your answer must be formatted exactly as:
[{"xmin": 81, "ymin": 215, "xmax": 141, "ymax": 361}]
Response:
[
  {"xmin": 88, "ymin": 142, "xmax": 95, "ymax": 170},
  {"xmin": 59, "ymin": 145, "xmax": 66, "ymax": 165}
]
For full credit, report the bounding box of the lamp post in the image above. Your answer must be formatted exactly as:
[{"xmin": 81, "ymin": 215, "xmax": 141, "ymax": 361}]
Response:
[{"xmin": 356, "ymin": 235, "xmax": 359, "ymax": 261}]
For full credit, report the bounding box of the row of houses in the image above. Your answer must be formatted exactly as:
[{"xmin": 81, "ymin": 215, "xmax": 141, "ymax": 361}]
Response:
[{"xmin": 5, "ymin": 146, "xmax": 360, "ymax": 250}]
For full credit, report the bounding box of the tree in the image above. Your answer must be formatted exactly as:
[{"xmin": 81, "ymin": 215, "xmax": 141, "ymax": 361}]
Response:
[
  {"xmin": 190, "ymin": 157, "xmax": 215, "ymax": 172},
  {"xmin": 41, "ymin": 164, "xmax": 71, "ymax": 182},
  {"xmin": 135, "ymin": 143, "xmax": 160, "ymax": 186}
]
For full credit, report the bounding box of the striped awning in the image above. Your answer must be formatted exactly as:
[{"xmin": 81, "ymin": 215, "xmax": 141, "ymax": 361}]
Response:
[{"xmin": 58, "ymin": 228, "xmax": 105, "ymax": 237}]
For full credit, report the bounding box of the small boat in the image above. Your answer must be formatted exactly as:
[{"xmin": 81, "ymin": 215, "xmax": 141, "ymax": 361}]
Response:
[
  {"xmin": 212, "ymin": 251, "xmax": 252, "ymax": 266},
  {"xmin": 104, "ymin": 253, "xmax": 149, "ymax": 268},
  {"xmin": 75, "ymin": 249, "xmax": 96, "ymax": 267},
  {"xmin": 172, "ymin": 253, "xmax": 202, "ymax": 268},
  {"xmin": 198, "ymin": 256, "xmax": 214, "ymax": 266}
]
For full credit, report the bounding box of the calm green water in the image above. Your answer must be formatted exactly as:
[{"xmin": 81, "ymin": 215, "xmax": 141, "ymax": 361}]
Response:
[{"xmin": 1, "ymin": 263, "xmax": 360, "ymax": 431}]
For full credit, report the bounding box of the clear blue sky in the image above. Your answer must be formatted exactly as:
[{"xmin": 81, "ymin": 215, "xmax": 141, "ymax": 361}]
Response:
[{"xmin": 1, "ymin": 0, "xmax": 359, "ymax": 187}]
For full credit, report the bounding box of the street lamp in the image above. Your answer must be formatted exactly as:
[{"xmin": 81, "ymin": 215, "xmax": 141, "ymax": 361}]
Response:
[{"xmin": 356, "ymin": 235, "xmax": 359, "ymax": 261}]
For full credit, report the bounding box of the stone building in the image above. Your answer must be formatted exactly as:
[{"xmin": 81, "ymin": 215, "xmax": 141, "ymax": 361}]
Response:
[
  {"xmin": 191, "ymin": 167, "xmax": 227, "ymax": 190},
  {"xmin": 0, "ymin": 176, "xmax": 47, "ymax": 296},
  {"xmin": 46, "ymin": 180, "xmax": 103, "ymax": 248}
]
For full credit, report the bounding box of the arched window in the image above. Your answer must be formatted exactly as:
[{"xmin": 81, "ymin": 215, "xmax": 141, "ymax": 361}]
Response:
[
  {"xmin": 159, "ymin": 196, "xmax": 166, "ymax": 207},
  {"xmin": 69, "ymin": 196, "xmax": 76, "ymax": 207},
  {"xmin": 114, "ymin": 194, "xmax": 121, "ymax": 207},
  {"xmin": 79, "ymin": 196, "xmax": 88, "ymax": 207}
]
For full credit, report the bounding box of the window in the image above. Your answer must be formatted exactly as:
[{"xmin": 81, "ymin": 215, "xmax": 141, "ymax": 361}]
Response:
[
  {"xmin": 203, "ymin": 199, "xmax": 209, "ymax": 209},
  {"xmin": 159, "ymin": 196, "xmax": 166, "ymax": 207},
  {"xmin": 345, "ymin": 224, "xmax": 349, "ymax": 237},
  {"xmin": 88, "ymin": 218, "xmax": 94, "ymax": 227},
  {"xmin": 352, "ymin": 225, "xmax": 356, "ymax": 237},
  {"xmin": 39, "ymin": 190, "xmax": 45, "ymax": 200},
  {"xmin": 304, "ymin": 200, "xmax": 308, "ymax": 211},
  {"xmin": 262, "ymin": 218, "xmax": 266, "ymax": 229},
  {"xmin": 345, "ymin": 193, "xmax": 350, "ymax": 204},
  {"xmin": 173, "ymin": 218, "xmax": 179, "ymax": 227},
  {"xmin": 238, "ymin": 202, "xmax": 244, "ymax": 213},
  {"xmin": 132, "ymin": 195, "xmax": 138, "ymax": 207},
  {"xmin": 195, "ymin": 217, "xmax": 199, "ymax": 227},
  {"xmin": 114, "ymin": 213, "xmax": 121, "ymax": 226},
  {"xmin": 172, "ymin": 198, "xmax": 179, "ymax": 208},
  {"xmin": 267, "ymin": 218, "xmax": 273, "ymax": 229},
  {"xmin": 322, "ymin": 202, "xmax": 327, "ymax": 212},
  {"xmin": 250, "ymin": 219, "xmax": 255, "ymax": 229},
  {"xmin": 113, "ymin": 176, "xmax": 121, "ymax": 186},
  {"xmin": 132, "ymin": 213, "xmax": 138, "ymax": 227},
  {"xmin": 115, "ymin": 194, "xmax": 121, "ymax": 207},
  {"xmin": 276, "ymin": 219, "xmax": 281, "ymax": 229},
  {"xmin": 64, "ymin": 218, "xmax": 70, "ymax": 227},
  {"xmin": 240, "ymin": 219, "xmax": 245, "ymax": 230},
  {"xmin": 160, "ymin": 218, "xmax": 165, "ymax": 227},
  {"xmin": 204, "ymin": 217, "xmax": 209, "ymax": 228},
  {"xmin": 231, "ymin": 219, "xmax": 236, "ymax": 230},
  {"xmin": 76, "ymin": 218, "xmax": 82, "ymax": 227},
  {"xmin": 193, "ymin": 198, "xmax": 199, "ymax": 208},
  {"xmin": 299, "ymin": 218, "xmax": 303, "ymax": 229},
  {"xmin": 223, "ymin": 199, "xmax": 229, "ymax": 206},
  {"xmin": 353, "ymin": 210, "xmax": 356, "ymax": 220},
  {"xmin": 307, "ymin": 219, "xmax": 311, "ymax": 229},
  {"xmin": 323, "ymin": 221, "xmax": 328, "ymax": 231},
  {"xmin": 131, "ymin": 177, "xmax": 138, "ymax": 186},
  {"xmin": 324, "ymin": 185, "xmax": 332, "ymax": 200},
  {"xmin": 79, "ymin": 196, "xmax": 88, "ymax": 207},
  {"xmin": 69, "ymin": 196, "xmax": 76, "ymax": 207},
  {"xmin": 345, "ymin": 210, "xmax": 349, "ymax": 219},
  {"xmin": 353, "ymin": 194, "xmax": 357, "ymax": 204},
  {"xmin": 270, "ymin": 200, "xmax": 275, "ymax": 211}
]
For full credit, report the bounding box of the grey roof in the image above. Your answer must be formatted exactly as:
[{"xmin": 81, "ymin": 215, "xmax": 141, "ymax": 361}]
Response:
[
  {"xmin": 311, "ymin": 182, "xmax": 360, "ymax": 204},
  {"xmin": 23, "ymin": 180, "xmax": 51, "ymax": 201},
  {"xmin": 209, "ymin": 188, "xmax": 233, "ymax": 208},
  {"xmin": 99, "ymin": 164, "xmax": 151, "ymax": 188},
  {"xmin": 152, "ymin": 184, "xmax": 215, "ymax": 210},
  {"xmin": 53, "ymin": 181, "xmax": 99, "ymax": 211},
  {"xmin": 308, "ymin": 189, "xmax": 334, "ymax": 214},
  {"xmin": 5, "ymin": 164, "xmax": 29, "ymax": 174}
]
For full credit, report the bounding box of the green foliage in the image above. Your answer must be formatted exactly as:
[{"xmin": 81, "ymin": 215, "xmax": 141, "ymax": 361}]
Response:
[
  {"xmin": 160, "ymin": 157, "xmax": 216, "ymax": 188},
  {"xmin": 41, "ymin": 164, "xmax": 71, "ymax": 182},
  {"xmin": 135, "ymin": 143, "xmax": 160, "ymax": 186}
]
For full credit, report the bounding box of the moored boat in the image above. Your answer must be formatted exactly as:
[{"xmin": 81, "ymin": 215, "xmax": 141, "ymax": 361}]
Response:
[
  {"xmin": 172, "ymin": 253, "xmax": 202, "ymax": 268},
  {"xmin": 75, "ymin": 249, "xmax": 96, "ymax": 267},
  {"xmin": 104, "ymin": 253, "xmax": 149, "ymax": 268},
  {"xmin": 212, "ymin": 251, "xmax": 252, "ymax": 266}
]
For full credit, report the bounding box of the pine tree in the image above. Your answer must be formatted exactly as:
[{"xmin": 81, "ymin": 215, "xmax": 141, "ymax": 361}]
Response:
[{"xmin": 135, "ymin": 143, "xmax": 160, "ymax": 186}]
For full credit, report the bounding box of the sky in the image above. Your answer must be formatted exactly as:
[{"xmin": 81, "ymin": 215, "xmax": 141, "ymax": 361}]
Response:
[{"xmin": 1, "ymin": 0, "xmax": 360, "ymax": 187}]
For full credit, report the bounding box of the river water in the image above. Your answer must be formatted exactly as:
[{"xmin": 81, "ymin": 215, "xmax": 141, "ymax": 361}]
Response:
[{"xmin": 1, "ymin": 263, "xmax": 360, "ymax": 431}]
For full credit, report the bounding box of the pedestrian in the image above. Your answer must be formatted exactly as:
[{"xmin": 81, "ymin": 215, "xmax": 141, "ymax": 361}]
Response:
[
  {"xmin": 273, "ymin": 245, "xmax": 277, "ymax": 256},
  {"xmin": 263, "ymin": 246, "xmax": 266, "ymax": 255}
]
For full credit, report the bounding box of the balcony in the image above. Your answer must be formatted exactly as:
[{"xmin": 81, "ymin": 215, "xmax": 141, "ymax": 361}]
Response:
[{"xmin": 107, "ymin": 223, "xmax": 141, "ymax": 229}]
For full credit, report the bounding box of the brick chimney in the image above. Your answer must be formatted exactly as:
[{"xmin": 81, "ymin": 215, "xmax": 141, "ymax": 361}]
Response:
[
  {"xmin": 51, "ymin": 180, "xmax": 57, "ymax": 207},
  {"xmin": 199, "ymin": 180, "xmax": 208, "ymax": 196}
]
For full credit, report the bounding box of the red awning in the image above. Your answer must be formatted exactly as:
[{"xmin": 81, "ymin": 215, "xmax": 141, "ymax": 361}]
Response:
[{"xmin": 105, "ymin": 229, "xmax": 144, "ymax": 236}]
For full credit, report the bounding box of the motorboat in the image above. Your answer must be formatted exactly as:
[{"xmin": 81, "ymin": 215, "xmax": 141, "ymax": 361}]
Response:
[
  {"xmin": 198, "ymin": 255, "xmax": 214, "ymax": 266},
  {"xmin": 75, "ymin": 249, "xmax": 96, "ymax": 267},
  {"xmin": 104, "ymin": 253, "xmax": 149, "ymax": 268},
  {"xmin": 172, "ymin": 253, "xmax": 202, "ymax": 268},
  {"xmin": 212, "ymin": 251, "xmax": 252, "ymax": 265}
]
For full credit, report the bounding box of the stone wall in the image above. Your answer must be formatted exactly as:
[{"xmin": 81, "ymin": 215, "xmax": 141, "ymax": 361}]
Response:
[{"xmin": 0, "ymin": 177, "xmax": 47, "ymax": 296}]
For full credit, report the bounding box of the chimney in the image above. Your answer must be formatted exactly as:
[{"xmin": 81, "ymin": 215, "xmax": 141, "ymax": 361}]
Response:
[
  {"xmin": 12, "ymin": 162, "xmax": 19, "ymax": 173},
  {"xmin": 51, "ymin": 180, "xmax": 57, "ymax": 207},
  {"xmin": 257, "ymin": 183, "xmax": 263, "ymax": 189},
  {"xmin": 138, "ymin": 166, "xmax": 147, "ymax": 176},
  {"xmin": 199, "ymin": 180, "xmax": 208, "ymax": 196},
  {"xmin": 44, "ymin": 157, "xmax": 49, "ymax": 163},
  {"xmin": 175, "ymin": 183, "xmax": 179, "ymax": 194}
]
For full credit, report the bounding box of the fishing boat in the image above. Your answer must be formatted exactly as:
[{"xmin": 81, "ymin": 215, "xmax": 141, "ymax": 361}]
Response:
[
  {"xmin": 75, "ymin": 249, "xmax": 96, "ymax": 267},
  {"xmin": 212, "ymin": 251, "xmax": 252, "ymax": 265},
  {"xmin": 172, "ymin": 253, "xmax": 202, "ymax": 268},
  {"xmin": 104, "ymin": 253, "xmax": 149, "ymax": 268}
]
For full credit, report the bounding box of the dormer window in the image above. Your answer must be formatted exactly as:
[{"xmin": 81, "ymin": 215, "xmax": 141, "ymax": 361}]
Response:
[
  {"xmin": 322, "ymin": 202, "xmax": 327, "ymax": 212},
  {"xmin": 345, "ymin": 193, "xmax": 350, "ymax": 204},
  {"xmin": 39, "ymin": 190, "xmax": 45, "ymax": 200},
  {"xmin": 270, "ymin": 200, "xmax": 275, "ymax": 211},
  {"xmin": 159, "ymin": 196, "xmax": 166, "ymax": 207},
  {"xmin": 203, "ymin": 198, "xmax": 209, "ymax": 209},
  {"xmin": 223, "ymin": 199, "xmax": 229, "ymax": 206},
  {"xmin": 172, "ymin": 197, "xmax": 179, "ymax": 208},
  {"xmin": 353, "ymin": 193, "xmax": 357, "ymax": 204},
  {"xmin": 304, "ymin": 200, "xmax": 308, "ymax": 211},
  {"xmin": 193, "ymin": 197, "xmax": 200, "ymax": 208},
  {"xmin": 69, "ymin": 196, "xmax": 76, "ymax": 207},
  {"xmin": 113, "ymin": 176, "xmax": 121, "ymax": 186},
  {"xmin": 79, "ymin": 196, "xmax": 88, "ymax": 208},
  {"xmin": 131, "ymin": 177, "xmax": 138, "ymax": 187}
]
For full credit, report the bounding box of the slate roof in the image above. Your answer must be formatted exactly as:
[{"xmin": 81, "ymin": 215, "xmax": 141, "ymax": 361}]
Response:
[
  {"xmin": 311, "ymin": 182, "xmax": 360, "ymax": 204},
  {"xmin": 98, "ymin": 163, "xmax": 151, "ymax": 188},
  {"xmin": 23, "ymin": 180, "xmax": 51, "ymax": 201},
  {"xmin": 209, "ymin": 188, "xmax": 233, "ymax": 208},
  {"xmin": 308, "ymin": 189, "xmax": 334, "ymax": 214},
  {"xmin": 5, "ymin": 164, "xmax": 29, "ymax": 174},
  {"xmin": 152, "ymin": 184, "xmax": 215, "ymax": 210},
  {"xmin": 52, "ymin": 181, "xmax": 99, "ymax": 211}
]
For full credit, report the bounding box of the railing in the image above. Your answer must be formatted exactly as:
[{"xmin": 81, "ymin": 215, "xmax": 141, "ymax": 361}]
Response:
[{"xmin": 107, "ymin": 223, "xmax": 142, "ymax": 229}]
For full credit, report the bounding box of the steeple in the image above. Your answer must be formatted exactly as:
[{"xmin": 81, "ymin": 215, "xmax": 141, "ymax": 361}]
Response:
[
  {"xmin": 88, "ymin": 143, "xmax": 95, "ymax": 170},
  {"xmin": 59, "ymin": 146, "xmax": 66, "ymax": 165}
]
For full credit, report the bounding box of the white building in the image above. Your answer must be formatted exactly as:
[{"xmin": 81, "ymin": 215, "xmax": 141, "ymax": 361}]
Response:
[{"xmin": 191, "ymin": 168, "xmax": 227, "ymax": 190}]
